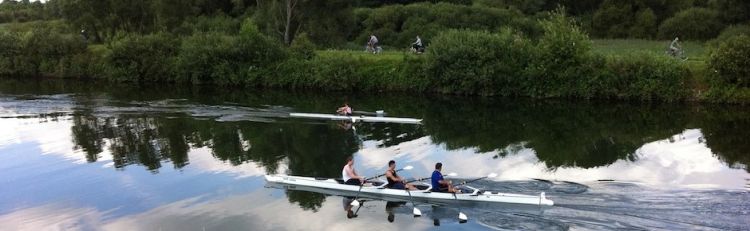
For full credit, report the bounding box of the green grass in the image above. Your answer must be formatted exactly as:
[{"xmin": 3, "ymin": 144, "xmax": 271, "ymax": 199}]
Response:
[
  {"xmin": 592, "ymin": 39, "xmax": 713, "ymax": 98},
  {"xmin": 0, "ymin": 20, "xmax": 69, "ymax": 33},
  {"xmin": 316, "ymin": 49, "xmax": 422, "ymax": 61},
  {"xmin": 592, "ymin": 39, "xmax": 708, "ymax": 62}
]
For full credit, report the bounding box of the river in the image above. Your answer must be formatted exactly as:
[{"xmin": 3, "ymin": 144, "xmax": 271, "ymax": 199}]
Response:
[{"xmin": 0, "ymin": 79, "xmax": 748, "ymax": 230}]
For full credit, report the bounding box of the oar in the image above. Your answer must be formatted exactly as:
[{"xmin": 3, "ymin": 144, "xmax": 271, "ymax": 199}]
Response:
[
  {"xmin": 453, "ymin": 173, "xmax": 498, "ymax": 187},
  {"xmin": 352, "ymin": 110, "xmax": 381, "ymax": 116},
  {"xmin": 350, "ymin": 165, "xmax": 414, "ymax": 207},
  {"xmin": 406, "ymin": 172, "xmax": 457, "ymax": 184},
  {"xmin": 451, "ymin": 173, "xmax": 498, "ymax": 223},
  {"xmin": 452, "ymin": 190, "xmax": 468, "ymax": 223},
  {"xmin": 405, "ymin": 186, "xmax": 421, "ymax": 217},
  {"xmin": 401, "ymin": 173, "xmax": 457, "ymax": 218}
]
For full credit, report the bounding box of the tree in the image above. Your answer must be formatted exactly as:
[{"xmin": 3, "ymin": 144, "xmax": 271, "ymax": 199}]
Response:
[
  {"xmin": 255, "ymin": 0, "xmax": 303, "ymax": 45},
  {"xmin": 592, "ymin": 0, "xmax": 633, "ymax": 38},
  {"xmin": 253, "ymin": 0, "xmax": 354, "ymax": 46},
  {"xmin": 709, "ymin": 0, "xmax": 750, "ymax": 24},
  {"xmin": 657, "ymin": 7, "xmax": 723, "ymax": 41},
  {"xmin": 630, "ymin": 7, "xmax": 657, "ymax": 39}
]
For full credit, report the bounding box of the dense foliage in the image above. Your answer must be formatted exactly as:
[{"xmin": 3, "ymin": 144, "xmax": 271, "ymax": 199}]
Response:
[
  {"xmin": 656, "ymin": 7, "xmax": 723, "ymax": 41},
  {"xmin": 709, "ymin": 35, "xmax": 750, "ymax": 88},
  {"xmin": 1, "ymin": 0, "xmax": 749, "ymax": 103},
  {"xmin": 427, "ymin": 29, "xmax": 533, "ymax": 95}
]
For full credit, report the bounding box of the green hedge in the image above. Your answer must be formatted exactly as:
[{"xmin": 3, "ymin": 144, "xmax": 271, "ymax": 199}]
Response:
[
  {"xmin": 526, "ymin": 11, "xmax": 597, "ymax": 98},
  {"xmin": 106, "ymin": 33, "xmax": 179, "ymax": 82},
  {"xmin": 0, "ymin": 32, "xmax": 22, "ymax": 75},
  {"xmin": 603, "ymin": 53, "xmax": 689, "ymax": 101},
  {"xmin": 0, "ymin": 24, "xmax": 89, "ymax": 78},
  {"xmin": 427, "ymin": 29, "xmax": 533, "ymax": 96},
  {"xmin": 709, "ymin": 35, "xmax": 750, "ymax": 88},
  {"xmin": 270, "ymin": 54, "xmax": 428, "ymax": 92}
]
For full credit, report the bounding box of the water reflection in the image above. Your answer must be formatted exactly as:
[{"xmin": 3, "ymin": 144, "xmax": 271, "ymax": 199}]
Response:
[
  {"xmin": 1, "ymin": 79, "xmax": 747, "ymax": 174},
  {"xmin": 1, "ymin": 79, "xmax": 749, "ymax": 230}
]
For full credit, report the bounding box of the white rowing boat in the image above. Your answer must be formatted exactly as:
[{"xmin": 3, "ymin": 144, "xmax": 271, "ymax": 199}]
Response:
[
  {"xmin": 288, "ymin": 113, "xmax": 422, "ymax": 124},
  {"xmin": 264, "ymin": 175, "xmax": 554, "ymax": 206}
]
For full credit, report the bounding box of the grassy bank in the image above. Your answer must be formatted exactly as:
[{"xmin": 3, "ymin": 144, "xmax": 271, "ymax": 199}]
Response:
[{"xmin": 2, "ymin": 14, "xmax": 749, "ymax": 104}]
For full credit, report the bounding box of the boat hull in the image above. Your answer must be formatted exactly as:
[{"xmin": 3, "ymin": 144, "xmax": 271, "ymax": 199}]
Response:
[
  {"xmin": 264, "ymin": 175, "xmax": 553, "ymax": 206},
  {"xmin": 288, "ymin": 113, "xmax": 422, "ymax": 124}
]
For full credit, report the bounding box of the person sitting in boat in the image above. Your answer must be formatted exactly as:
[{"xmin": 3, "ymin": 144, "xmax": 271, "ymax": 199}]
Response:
[
  {"xmin": 385, "ymin": 160, "xmax": 417, "ymax": 190},
  {"xmin": 336, "ymin": 103, "xmax": 352, "ymax": 116},
  {"xmin": 342, "ymin": 156, "xmax": 364, "ymax": 185},
  {"xmin": 431, "ymin": 162, "xmax": 460, "ymax": 193}
]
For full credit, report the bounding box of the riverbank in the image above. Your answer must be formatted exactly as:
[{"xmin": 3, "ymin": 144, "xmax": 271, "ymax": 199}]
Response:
[{"xmin": 1, "ymin": 17, "xmax": 749, "ymax": 104}]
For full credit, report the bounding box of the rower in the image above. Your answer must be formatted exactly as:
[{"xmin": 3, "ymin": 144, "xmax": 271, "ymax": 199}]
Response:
[
  {"xmin": 342, "ymin": 156, "xmax": 364, "ymax": 185},
  {"xmin": 336, "ymin": 103, "xmax": 352, "ymax": 116},
  {"xmin": 385, "ymin": 160, "xmax": 417, "ymax": 190},
  {"xmin": 431, "ymin": 162, "xmax": 459, "ymax": 193}
]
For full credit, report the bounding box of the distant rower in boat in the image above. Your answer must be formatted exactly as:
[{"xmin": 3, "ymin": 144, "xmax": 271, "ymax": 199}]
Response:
[
  {"xmin": 385, "ymin": 160, "xmax": 417, "ymax": 190},
  {"xmin": 342, "ymin": 156, "xmax": 364, "ymax": 185},
  {"xmin": 431, "ymin": 162, "xmax": 460, "ymax": 193},
  {"xmin": 336, "ymin": 103, "xmax": 353, "ymax": 116}
]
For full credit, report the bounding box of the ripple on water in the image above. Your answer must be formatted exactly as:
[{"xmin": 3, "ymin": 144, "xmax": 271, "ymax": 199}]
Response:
[{"xmin": 476, "ymin": 212, "xmax": 569, "ymax": 231}]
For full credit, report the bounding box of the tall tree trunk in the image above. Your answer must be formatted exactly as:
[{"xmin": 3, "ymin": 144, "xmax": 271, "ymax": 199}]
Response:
[{"xmin": 283, "ymin": 0, "xmax": 298, "ymax": 45}]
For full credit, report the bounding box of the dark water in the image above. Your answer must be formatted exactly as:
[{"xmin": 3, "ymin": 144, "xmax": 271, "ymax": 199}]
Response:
[{"xmin": 0, "ymin": 79, "xmax": 748, "ymax": 230}]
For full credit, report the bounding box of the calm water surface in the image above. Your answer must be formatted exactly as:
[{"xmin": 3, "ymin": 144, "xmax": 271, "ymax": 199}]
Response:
[{"xmin": 0, "ymin": 79, "xmax": 748, "ymax": 230}]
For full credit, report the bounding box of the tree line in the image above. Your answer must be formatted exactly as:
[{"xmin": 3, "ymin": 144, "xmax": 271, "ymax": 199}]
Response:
[
  {"xmin": 2, "ymin": 0, "xmax": 749, "ymax": 45},
  {"xmin": 1, "ymin": 0, "xmax": 749, "ymax": 102}
]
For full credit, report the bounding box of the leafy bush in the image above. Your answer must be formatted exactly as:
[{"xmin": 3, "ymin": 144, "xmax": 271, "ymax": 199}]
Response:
[
  {"xmin": 709, "ymin": 35, "xmax": 750, "ymax": 87},
  {"xmin": 527, "ymin": 10, "xmax": 596, "ymax": 98},
  {"xmin": 174, "ymin": 20, "xmax": 287, "ymax": 85},
  {"xmin": 17, "ymin": 24, "xmax": 87, "ymax": 77},
  {"xmin": 175, "ymin": 33, "xmax": 241, "ymax": 84},
  {"xmin": 238, "ymin": 19, "xmax": 287, "ymax": 67},
  {"xmin": 604, "ymin": 52, "xmax": 689, "ymax": 101},
  {"xmin": 657, "ymin": 7, "xmax": 723, "ymax": 41},
  {"xmin": 708, "ymin": 24, "xmax": 750, "ymax": 48},
  {"xmin": 290, "ymin": 32, "xmax": 316, "ymax": 60},
  {"xmin": 0, "ymin": 32, "xmax": 22, "ymax": 75},
  {"xmin": 106, "ymin": 33, "xmax": 179, "ymax": 82},
  {"xmin": 173, "ymin": 15, "xmax": 240, "ymax": 35},
  {"xmin": 427, "ymin": 29, "xmax": 533, "ymax": 95}
]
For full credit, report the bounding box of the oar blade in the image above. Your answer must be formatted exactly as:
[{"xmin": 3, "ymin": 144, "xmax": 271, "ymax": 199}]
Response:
[
  {"xmin": 458, "ymin": 212, "xmax": 468, "ymax": 223},
  {"xmin": 413, "ymin": 208, "xmax": 422, "ymax": 217},
  {"xmin": 350, "ymin": 200, "xmax": 360, "ymax": 207}
]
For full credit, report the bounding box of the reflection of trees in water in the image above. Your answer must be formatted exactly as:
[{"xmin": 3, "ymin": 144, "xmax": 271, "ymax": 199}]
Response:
[
  {"xmin": 9, "ymin": 77, "xmax": 746, "ymax": 211},
  {"xmin": 69, "ymin": 113, "xmax": 366, "ymax": 210},
  {"xmin": 424, "ymin": 99, "xmax": 693, "ymax": 169},
  {"xmin": 701, "ymin": 107, "xmax": 750, "ymax": 172},
  {"xmin": 69, "ymin": 114, "xmax": 359, "ymax": 176},
  {"xmin": 285, "ymin": 191, "xmax": 326, "ymax": 212},
  {"xmin": 353, "ymin": 122, "xmax": 425, "ymax": 148},
  {"xmin": 71, "ymin": 115, "xmax": 106, "ymax": 162}
]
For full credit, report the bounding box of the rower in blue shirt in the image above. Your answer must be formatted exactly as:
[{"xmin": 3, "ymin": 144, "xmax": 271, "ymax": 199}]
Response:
[{"xmin": 431, "ymin": 162, "xmax": 459, "ymax": 193}]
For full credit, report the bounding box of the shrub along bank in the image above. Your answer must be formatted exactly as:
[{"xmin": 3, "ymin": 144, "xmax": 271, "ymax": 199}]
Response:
[{"xmin": 1, "ymin": 15, "xmax": 748, "ymax": 103}]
